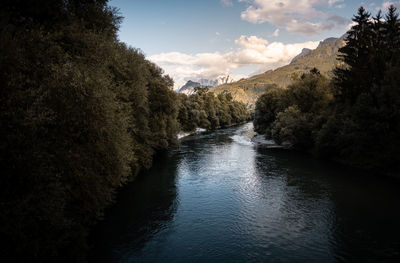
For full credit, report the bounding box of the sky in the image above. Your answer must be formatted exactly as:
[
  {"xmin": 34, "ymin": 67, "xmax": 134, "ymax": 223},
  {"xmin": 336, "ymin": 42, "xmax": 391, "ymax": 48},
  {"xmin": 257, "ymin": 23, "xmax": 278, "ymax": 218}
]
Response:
[{"xmin": 109, "ymin": 0, "xmax": 400, "ymax": 88}]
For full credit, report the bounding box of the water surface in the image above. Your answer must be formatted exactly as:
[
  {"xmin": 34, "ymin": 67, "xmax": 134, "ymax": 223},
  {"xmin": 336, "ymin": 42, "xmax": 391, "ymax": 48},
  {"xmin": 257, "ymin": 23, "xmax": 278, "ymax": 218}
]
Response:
[{"xmin": 92, "ymin": 123, "xmax": 400, "ymax": 263}]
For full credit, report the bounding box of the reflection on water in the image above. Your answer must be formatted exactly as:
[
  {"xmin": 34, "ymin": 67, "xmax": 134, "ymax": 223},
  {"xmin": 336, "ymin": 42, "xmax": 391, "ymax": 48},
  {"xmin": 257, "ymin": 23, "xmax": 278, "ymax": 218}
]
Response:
[{"xmin": 91, "ymin": 123, "xmax": 400, "ymax": 263}]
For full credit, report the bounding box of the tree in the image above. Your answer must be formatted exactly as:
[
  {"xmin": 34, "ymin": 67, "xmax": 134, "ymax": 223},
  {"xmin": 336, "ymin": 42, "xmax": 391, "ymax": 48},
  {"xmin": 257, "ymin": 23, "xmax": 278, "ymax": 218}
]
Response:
[
  {"xmin": 0, "ymin": 1, "xmax": 187, "ymax": 261},
  {"xmin": 317, "ymin": 5, "xmax": 400, "ymax": 171},
  {"xmin": 271, "ymin": 106, "xmax": 312, "ymax": 148},
  {"xmin": 254, "ymin": 70, "xmax": 333, "ymax": 148},
  {"xmin": 253, "ymin": 86, "xmax": 286, "ymax": 136},
  {"xmin": 334, "ymin": 6, "xmax": 373, "ymax": 105},
  {"xmin": 177, "ymin": 90, "xmax": 249, "ymax": 132}
]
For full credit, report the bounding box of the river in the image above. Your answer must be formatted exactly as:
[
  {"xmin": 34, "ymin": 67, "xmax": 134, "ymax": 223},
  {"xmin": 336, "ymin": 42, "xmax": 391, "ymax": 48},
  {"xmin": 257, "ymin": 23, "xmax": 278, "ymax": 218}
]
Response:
[{"xmin": 91, "ymin": 123, "xmax": 400, "ymax": 263}]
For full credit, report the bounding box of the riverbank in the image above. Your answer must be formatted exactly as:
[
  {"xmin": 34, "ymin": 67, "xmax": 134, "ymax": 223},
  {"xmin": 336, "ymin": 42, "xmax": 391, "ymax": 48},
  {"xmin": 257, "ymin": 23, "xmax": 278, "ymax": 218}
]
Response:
[
  {"xmin": 177, "ymin": 121, "xmax": 250, "ymax": 140},
  {"xmin": 252, "ymin": 129, "xmax": 400, "ymax": 179}
]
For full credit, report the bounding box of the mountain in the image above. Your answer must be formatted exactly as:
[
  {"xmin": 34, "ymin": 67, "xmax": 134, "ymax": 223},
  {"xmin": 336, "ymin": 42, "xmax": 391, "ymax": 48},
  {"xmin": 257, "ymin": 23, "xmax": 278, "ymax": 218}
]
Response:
[
  {"xmin": 177, "ymin": 75, "xmax": 235, "ymax": 95},
  {"xmin": 290, "ymin": 48, "xmax": 312, "ymax": 63},
  {"xmin": 217, "ymin": 75, "xmax": 235, "ymax": 85},
  {"xmin": 212, "ymin": 37, "xmax": 345, "ymax": 109},
  {"xmin": 198, "ymin": 79, "xmax": 217, "ymax": 87},
  {"xmin": 177, "ymin": 80, "xmax": 212, "ymax": 95}
]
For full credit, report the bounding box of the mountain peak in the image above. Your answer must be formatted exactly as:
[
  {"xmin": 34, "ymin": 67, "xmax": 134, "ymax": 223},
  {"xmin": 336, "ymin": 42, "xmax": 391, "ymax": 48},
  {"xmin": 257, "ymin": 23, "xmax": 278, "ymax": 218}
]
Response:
[
  {"xmin": 318, "ymin": 37, "xmax": 339, "ymax": 47},
  {"xmin": 216, "ymin": 75, "xmax": 234, "ymax": 85},
  {"xmin": 290, "ymin": 48, "xmax": 312, "ymax": 64},
  {"xmin": 212, "ymin": 36, "xmax": 345, "ymax": 108},
  {"xmin": 177, "ymin": 75, "xmax": 235, "ymax": 94}
]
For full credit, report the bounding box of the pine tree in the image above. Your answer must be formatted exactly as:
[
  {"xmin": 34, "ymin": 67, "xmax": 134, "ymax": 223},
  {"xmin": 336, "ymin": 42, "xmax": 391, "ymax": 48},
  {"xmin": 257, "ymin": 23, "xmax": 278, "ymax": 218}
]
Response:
[
  {"xmin": 383, "ymin": 5, "xmax": 400, "ymax": 64},
  {"xmin": 334, "ymin": 6, "xmax": 373, "ymax": 105}
]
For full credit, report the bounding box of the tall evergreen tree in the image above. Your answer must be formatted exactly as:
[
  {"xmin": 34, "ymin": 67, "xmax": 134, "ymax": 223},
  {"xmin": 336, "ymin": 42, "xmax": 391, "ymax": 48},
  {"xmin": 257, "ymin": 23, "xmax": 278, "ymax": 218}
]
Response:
[
  {"xmin": 320, "ymin": 6, "xmax": 400, "ymax": 171},
  {"xmin": 384, "ymin": 5, "xmax": 400, "ymax": 61},
  {"xmin": 254, "ymin": 6, "xmax": 400, "ymax": 173},
  {"xmin": 334, "ymin": 7, "xmax": 373, "ymax": 104}
]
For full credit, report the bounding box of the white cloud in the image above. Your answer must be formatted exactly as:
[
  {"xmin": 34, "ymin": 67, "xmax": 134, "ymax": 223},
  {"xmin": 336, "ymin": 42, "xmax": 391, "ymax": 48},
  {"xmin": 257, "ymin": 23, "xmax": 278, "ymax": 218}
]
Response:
[
  {"xmin": 235, "ymin": 35, "xmax": 269, "ymax": 49},
  {"xmin": 272, "ymin": 29, "xmax": 280, "ymax": 37},
  {"xmin": 149, "ymin": 35, "xmax": 319, "ymax": 89},
  {"xmin": 378, "ymin": 1, "xmax": 400, "ymax": 11},
  {"xmin": 240, "ymin": 0, "xmax": 348, "ymax": 35},
  {"xmin": 346, "ymin": 21, "xmax": 357, "ymax": 31},
  {"xmin": 328, "ymin": 0, "xmax": 344, "ymax": 7},
  {"xmin": 221, "ymin": 0, "xmax": 233, "ymax": 6}
]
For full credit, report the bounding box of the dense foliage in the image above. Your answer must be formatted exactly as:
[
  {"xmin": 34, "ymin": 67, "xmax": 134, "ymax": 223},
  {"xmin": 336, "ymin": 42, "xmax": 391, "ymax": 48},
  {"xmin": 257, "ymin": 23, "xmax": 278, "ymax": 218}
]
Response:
[
  {"xmin": 254, "ymin": 6, "xmax": 400, "ymax": 173},
  {"xmin": 178, "ymin": 88, "xmax": 249, "ymax": 132},
  {"xmin": 0, "ymin": 1, "xmax": 248, "ymax": 262},
  {"xmin": 254, "ymin": 69, "xmax": 333, "ymax": 149}
]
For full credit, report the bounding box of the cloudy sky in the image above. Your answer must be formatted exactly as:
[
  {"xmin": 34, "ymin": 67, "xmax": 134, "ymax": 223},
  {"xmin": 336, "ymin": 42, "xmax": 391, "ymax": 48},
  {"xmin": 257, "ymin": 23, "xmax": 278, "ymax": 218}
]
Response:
[{"xmin": 109, "ymin": 0, "xmax": 399, "ymax": 88}]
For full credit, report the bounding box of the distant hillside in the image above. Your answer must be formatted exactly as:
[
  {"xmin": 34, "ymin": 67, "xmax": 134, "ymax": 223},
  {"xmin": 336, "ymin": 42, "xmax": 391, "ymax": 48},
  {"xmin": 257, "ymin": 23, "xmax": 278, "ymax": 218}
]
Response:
[{"xmin": 212, "ymin": 37, "xmax": 345, "ymax": 109}]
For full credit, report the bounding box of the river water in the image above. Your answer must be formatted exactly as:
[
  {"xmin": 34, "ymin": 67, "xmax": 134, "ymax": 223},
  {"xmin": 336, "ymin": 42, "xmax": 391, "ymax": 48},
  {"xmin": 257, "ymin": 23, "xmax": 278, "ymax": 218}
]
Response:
[{"xmin": 91, "ymin": 123, "xmax": 400, "ymax": 263}]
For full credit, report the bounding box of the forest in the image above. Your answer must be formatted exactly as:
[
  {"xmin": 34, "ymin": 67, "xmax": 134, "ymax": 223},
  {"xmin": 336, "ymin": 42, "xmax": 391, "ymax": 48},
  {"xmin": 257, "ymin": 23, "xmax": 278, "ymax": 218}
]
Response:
[
  {"xmin": 178, "ymin": 88, "xmax": 249, "ymax": 132},
  {"xmin": 254, "ymin": 6, "xmax": 400, "ymax": 174},
  {"xmin": 0, "ymin": 1, "xmax": 248, "ymax": 262}
]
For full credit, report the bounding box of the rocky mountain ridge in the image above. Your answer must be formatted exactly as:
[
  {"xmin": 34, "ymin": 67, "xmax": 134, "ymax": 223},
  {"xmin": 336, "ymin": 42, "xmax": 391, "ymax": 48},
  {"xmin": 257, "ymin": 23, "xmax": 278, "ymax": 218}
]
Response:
[
  {"xmin": 211, "ymin": 37, "xmax": 345, "ymax": 108},
  {"xmin": 177, "ymin": 75, "xmax": 235, "ymax": 95}
]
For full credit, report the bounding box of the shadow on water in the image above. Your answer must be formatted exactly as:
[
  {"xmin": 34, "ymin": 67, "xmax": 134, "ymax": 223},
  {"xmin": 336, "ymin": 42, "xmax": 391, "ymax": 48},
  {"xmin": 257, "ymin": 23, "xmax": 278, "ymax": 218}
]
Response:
[
  {"xmin": 254, "ymin": 147, "xmax": 400, "ymax": 262},
  {"xmin": 91, "ymin": 123, "xmax": 400, "ymax": 263},
  {"xmin": 89, "ymin": 152, "xmax": 180, "ymax": 263}
]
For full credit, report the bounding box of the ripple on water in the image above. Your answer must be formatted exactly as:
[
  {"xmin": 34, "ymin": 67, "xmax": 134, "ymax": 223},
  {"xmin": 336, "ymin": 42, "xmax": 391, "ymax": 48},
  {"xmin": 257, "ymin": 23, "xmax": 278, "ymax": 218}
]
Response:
[{"xmin": 92, "ymin": 123, "xmax": 400, "ymax": 263}]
